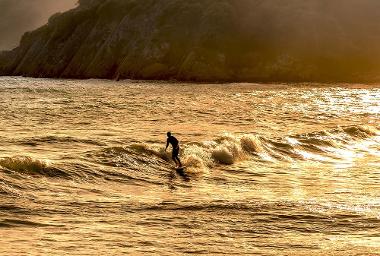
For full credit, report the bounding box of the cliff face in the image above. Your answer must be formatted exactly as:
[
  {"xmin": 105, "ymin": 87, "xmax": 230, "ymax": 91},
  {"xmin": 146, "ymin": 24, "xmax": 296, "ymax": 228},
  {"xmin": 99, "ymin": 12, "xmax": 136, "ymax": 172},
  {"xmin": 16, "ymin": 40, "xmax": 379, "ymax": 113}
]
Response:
[{"xmin": 1, "ymin": 0, "xmax": 380, "ymax": 82}]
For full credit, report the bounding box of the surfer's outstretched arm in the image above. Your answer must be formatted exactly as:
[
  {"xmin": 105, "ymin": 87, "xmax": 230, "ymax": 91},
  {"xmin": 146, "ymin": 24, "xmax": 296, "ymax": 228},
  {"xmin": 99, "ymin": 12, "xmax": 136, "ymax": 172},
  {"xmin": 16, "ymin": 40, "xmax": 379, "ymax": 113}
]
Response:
[{"xmin": 165, "ymin": 139, "xmax": 169, "ymax": 151}]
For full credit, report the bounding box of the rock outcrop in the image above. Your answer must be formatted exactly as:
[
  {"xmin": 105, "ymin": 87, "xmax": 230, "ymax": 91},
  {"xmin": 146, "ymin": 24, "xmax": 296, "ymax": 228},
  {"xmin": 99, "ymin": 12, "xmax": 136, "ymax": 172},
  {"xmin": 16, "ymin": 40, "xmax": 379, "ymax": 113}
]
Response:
[{"xmin": 1, "ymin": 0, "xmax": 380, "ymax": 82}]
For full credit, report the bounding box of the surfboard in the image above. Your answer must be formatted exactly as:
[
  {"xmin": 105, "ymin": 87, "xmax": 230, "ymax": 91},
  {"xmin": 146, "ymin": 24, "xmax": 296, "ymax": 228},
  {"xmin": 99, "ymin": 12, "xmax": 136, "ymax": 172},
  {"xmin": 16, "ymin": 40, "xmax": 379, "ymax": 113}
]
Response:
[{"xmin": 175, "ymin": 166, "xmax": 186, "ymax": 171}]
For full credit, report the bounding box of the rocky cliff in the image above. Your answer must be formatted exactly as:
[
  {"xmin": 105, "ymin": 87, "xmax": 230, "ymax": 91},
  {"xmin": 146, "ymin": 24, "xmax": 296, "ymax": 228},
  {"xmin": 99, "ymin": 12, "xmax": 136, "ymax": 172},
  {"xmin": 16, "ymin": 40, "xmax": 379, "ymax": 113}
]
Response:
[{"xmin": 1, "ymin": 0, "xmax": 380, "ymax": 82}]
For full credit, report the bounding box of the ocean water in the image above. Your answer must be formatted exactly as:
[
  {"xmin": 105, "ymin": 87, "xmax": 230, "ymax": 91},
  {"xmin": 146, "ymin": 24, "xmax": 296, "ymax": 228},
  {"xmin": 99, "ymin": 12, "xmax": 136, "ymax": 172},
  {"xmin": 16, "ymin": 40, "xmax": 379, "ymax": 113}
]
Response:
[{"xmin": 0, "ymin": 76, "xmax": 379, "ymax": 255}]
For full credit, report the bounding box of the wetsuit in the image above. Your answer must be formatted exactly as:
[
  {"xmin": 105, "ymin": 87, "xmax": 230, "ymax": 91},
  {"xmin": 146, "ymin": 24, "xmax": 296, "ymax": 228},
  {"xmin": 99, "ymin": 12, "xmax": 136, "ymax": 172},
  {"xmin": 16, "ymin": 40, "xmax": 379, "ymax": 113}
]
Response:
[{"xmin": 167, "ymin": 135, "xmax": 180, "ymax": 158}]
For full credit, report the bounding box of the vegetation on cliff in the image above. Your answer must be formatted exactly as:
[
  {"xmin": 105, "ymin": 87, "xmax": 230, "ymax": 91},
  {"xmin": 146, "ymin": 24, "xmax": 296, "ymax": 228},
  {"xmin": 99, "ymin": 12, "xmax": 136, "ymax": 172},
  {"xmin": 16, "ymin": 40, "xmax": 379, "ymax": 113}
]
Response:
[{"xmin": 1, "ymin": 0, "xmax": 380, "ymax": 82}]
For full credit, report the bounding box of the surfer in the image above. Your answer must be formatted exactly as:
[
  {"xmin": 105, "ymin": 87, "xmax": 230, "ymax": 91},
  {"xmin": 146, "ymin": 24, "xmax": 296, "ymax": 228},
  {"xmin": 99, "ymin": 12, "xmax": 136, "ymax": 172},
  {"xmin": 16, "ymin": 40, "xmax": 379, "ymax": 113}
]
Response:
[{"xmin": 165, "ymin": 132, "xmax": 182, "ymax": 168}]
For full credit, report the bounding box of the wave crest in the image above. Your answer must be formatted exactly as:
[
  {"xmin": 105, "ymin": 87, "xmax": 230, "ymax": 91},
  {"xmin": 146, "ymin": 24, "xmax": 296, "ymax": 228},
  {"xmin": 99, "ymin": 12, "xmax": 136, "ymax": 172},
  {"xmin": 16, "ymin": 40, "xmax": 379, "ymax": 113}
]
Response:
[
  {"xmin": 109, "ymin": 125, "xmax": 379, "ymax": 174},
  {"xmin": 0, "ymin": 125, "xmax": 376, "ymax": 187},
  {"xmin": 0, "ymin": 156, "xmax": 68, "ymax": 177}
]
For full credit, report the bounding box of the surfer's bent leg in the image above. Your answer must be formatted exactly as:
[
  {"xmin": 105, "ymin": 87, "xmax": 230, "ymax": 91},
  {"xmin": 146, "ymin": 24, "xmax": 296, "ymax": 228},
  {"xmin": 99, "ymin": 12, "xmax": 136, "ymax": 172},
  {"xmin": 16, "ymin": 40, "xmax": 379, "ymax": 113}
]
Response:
[
  {"xmin": 176, "ymin": 156, "xmax": 182, "ymax": 167},
  {"xmin": 173, "ymin": 147, "xmax": 182, "ymax": 167},
  {"xmin": 172, "ymin": 147, "xmax": 181, "ymax": 166},
  {"xmin": 172, "ymin": 148, "xmax": 178, "ymax": 165}
]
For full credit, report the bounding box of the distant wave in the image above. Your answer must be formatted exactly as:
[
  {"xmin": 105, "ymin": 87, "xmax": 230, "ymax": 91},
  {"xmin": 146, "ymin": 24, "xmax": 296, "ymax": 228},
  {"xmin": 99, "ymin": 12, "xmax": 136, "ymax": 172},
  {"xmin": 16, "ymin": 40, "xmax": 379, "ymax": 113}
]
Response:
[
  {"xmin": 0, "ymin": 219, "xmax": 48, "ymax": 228},
  {"xmin": 16, "ymin": 136, "xmax": 106, "ymax": 146}
]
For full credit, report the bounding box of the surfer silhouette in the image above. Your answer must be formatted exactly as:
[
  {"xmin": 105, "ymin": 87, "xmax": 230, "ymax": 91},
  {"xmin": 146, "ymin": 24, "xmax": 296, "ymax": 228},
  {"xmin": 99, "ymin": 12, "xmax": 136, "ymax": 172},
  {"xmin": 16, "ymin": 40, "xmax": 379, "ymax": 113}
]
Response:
[{"xmin": 165, "ymin": 132, "xmax": 182, "ymax": 168}]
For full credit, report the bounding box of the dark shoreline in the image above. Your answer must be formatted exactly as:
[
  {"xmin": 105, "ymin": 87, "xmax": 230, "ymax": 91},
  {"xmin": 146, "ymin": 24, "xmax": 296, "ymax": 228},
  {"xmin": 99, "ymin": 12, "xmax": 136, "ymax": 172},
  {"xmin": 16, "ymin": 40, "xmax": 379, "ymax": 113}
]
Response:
[{"xmin": 1, "ymin": 75, "xmax": 380, "ymax": 89}]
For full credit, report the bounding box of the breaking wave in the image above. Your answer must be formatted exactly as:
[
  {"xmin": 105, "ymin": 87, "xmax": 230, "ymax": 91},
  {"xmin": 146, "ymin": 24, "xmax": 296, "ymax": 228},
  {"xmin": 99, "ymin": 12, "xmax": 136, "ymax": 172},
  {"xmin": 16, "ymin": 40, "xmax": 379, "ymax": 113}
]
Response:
[
  {"xmin": 0, "ymin": 125, "xmax": 378, "ymax": 189},
  {"xmin": 0, "ymin": 156, "xmax": 68, "ymax": 178},
  {"xmin": 172, "ymin": 125, "xmax": 380, "ymax": 168},
  {"xmin": 83, "ymin": 124, "xmax": 379, "ymax": 176}
]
